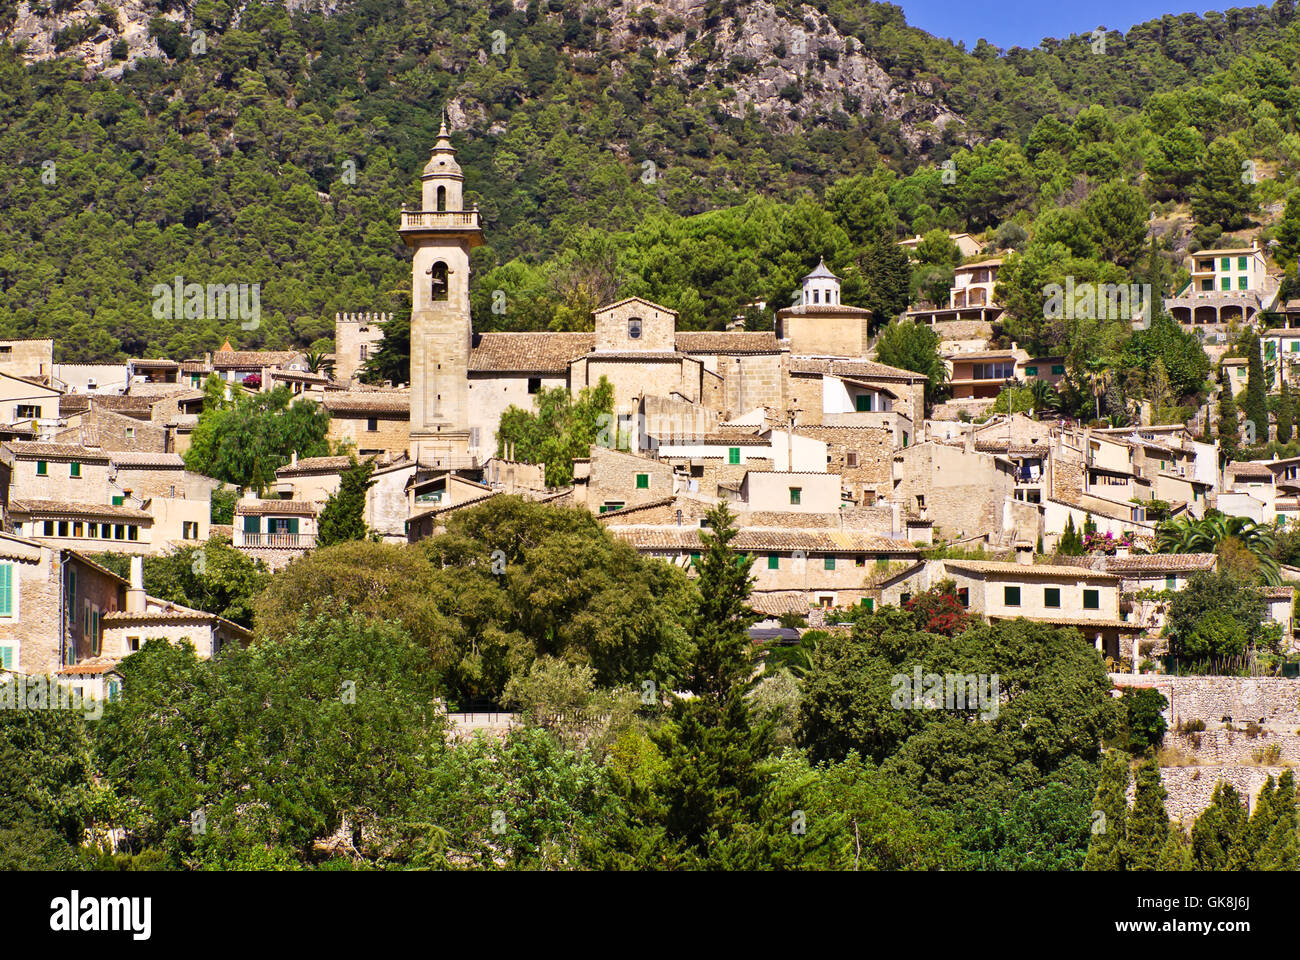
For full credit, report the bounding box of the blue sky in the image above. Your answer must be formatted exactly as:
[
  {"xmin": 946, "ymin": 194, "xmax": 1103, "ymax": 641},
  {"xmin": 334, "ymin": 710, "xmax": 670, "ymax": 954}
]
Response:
[{"xmin": 896, "ymin": 1, "xmax": 1214, "ymax": 50}]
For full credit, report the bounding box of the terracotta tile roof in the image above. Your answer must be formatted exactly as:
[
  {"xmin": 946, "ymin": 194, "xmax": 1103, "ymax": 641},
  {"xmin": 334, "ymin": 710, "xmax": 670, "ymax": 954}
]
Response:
[
  {"xmin": 276, "ymin": 455, "xmax": 362, "ymax": 477},
  {"xmin": 468, "ymin": 333, "xmax": 594, "ymax": 373},
  {"xmin": 1229, "ymin": 462, "xmax": 1274, "ymax": 480},
  {"xmin": 410, "ymin": 491, "xmax": 501, "ymax": 520},
  {"xmin": 320, "ymin": 391, "xmax": 410, "ymax": 415},
  {"xmin": 60, "ymin": 395, "xmax": 157, "ymax": 419},
  {"xmin": 109, "ymin": 452, "xmax": 185, "ymax": 469},
  {"xmin": 4, "ymin": 442, "xmax": 110, "ymax": 463},
  {"xmin": 654, "ymin": 433, "xmax": 769, "ymax": 446},
  {"xmin": 750, "ymin": 591, "xmax": 811, "ymax": 615},
  {"xmin": 789, "ymin": 358, "xmax": 927, "ymax": 382},
  {"xmin": 234, "ymin": 499, "xmax": 318, "ymax": 517},
  {"xmin": 12, "ymin": 498, "xmax": 151, "ymax": 520},
  {"xmin": 675, "ymin": 331, "xmax": 782, "ymax": 354},
  {"xmin": 1258, "ymin": 586, "xmax": 1295, "ymax": 600},
  {"xmin": 57, "ymin": 658, "xmax": 121, "ymax": 676},
  {"xmin": 609, "ymin": 526, "xmax": 919, "ymax": 554},
  {"xmin": 213, "ymin": 350, "xmax": 305, "ymax": 369},
  {"xmin": 944, "ymin": 559, "xmax": 1120, "ymax": 580},
  {"xmin": 990, "ymin": 614, "xmax": 1142, "ymax": 631},
  {"xmin": 180, "ymin": 360, "xmax": 212, "ymax": 373},
  {"xmin": 130, "ymin": 358, "xmax": 179, "ymax": 369},
  {"xmin": 1101, "ymin": 553, "xmax": 1217, "ymax": 574}
]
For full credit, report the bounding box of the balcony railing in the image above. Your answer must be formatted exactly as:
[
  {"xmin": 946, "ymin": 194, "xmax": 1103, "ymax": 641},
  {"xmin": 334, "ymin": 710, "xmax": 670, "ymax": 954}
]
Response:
[
  {"xmin": 237, "ymin": 532, "xmax": 315, "ymax": 549},
  {"xmin": 398, "ymin": 209, "xmax": 482, "ymax": 230}
]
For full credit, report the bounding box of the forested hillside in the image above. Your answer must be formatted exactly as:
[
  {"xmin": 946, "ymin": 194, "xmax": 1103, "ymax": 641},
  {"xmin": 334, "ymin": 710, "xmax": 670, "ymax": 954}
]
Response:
[{"xmin": 2, "ymin": 0, "xmax": 1300, "ymax": 362}]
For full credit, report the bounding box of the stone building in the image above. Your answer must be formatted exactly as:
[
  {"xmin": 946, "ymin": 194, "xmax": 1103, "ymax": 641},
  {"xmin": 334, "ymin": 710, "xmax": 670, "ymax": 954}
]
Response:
[{"xmin": 334, "ymin": 312, "xmax": 389, "ymax": 382}]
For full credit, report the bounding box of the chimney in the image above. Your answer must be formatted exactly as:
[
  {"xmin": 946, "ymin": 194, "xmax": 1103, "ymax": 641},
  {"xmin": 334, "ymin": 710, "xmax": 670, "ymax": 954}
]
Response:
[
  {"xmin": 291, "ymin": 450, "xmax": 298, "ymax": 466},
  {"xmin": 127, "ymin": 555, "xmax": 146, "ymax": 613},
  {"xmin": 1014, "ymin": 541, "xmax": 1034, "ymax": 565}
]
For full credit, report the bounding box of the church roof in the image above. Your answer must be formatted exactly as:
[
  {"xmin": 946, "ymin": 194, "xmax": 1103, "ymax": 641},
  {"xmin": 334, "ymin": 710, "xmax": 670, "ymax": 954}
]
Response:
[
  {"xmin": 802, "ymin": 258, "xmax": 839, "ymax": 282},
  {"xmin": 468, "ymin": 333, "xmax": 595, "ymax": 374}
]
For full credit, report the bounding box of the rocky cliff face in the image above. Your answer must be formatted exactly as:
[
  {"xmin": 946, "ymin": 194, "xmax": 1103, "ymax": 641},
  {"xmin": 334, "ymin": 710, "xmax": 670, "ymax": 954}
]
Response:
[{"xmin": 3, "ymin": 0, "xmax": 965, "ymax": 153}]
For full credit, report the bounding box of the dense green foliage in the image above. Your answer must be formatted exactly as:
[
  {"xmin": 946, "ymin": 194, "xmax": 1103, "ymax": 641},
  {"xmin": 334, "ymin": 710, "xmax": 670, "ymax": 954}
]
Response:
[
  {"xmin": 496, "ymin": 376, "xmax": 615, "ymax": 485},
  {"xmin": 317, "ymin": 456, "xmax": 376, "ymax": 546}
]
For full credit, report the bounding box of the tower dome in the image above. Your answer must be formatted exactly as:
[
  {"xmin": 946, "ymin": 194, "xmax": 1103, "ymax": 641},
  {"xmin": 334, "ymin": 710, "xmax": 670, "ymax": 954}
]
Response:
[
  {"xmin": 800, "ymin": 258, "xmax": 841, "ymax": 307},
  {"xmin": 420, "ymin": 114, "xmax": 464, "ymax": 211}
]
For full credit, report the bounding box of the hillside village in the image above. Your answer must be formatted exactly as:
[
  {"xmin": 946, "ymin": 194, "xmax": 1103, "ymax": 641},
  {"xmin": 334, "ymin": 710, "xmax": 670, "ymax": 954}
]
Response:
[{"xmin": 0, "ymin": 124, "xmax": 1298, "ymax": 834}]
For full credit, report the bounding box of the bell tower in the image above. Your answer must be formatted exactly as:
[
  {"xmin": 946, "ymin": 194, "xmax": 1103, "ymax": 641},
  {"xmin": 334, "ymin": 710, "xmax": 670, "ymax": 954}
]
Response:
[{"xmin": 399, "ymin": 115, "xmax": 484, "ymax": 465}]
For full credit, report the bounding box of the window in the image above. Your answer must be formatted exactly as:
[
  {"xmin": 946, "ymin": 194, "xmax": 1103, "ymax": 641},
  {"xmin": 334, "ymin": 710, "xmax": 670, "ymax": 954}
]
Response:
[
  {"xmin": 970, "ymin": 361, "xmax": 1016, "ymax": 380},
  {"xmin": 429, "ymin": 261, "xmax": 449, "ymax": 301},
  {"xmin": 127, "ymin": 637, "xmax": 140, "ymax": 652},
  {"xmin": 845, "ymin": 452, "xmax": 858, "ymax": 468},
  {"xmin": 107, "ymin": 679, "xmax": 120, "ymax": 701},
  {"xmin": 0, "ymin": 563, "xmax": 12, "ymax": 617},
  {"xmin": 1004, "ymin": 586, "xmax": 1021, "ymax": 607},
  {"xmin": 56, "ymin": 521, "xmax": 68, "ymax": 538},
  {"xmin": 689, "ymin": 551, "xmax": 700, "ymax": 565},
  {"xmin": 0, "ymin": 644, "xmax": 14, "ymax": 669},
  {"xmin": 1051, "ymin": 364, "xmax": 1066, "ymax": 375},
  {"xmin": 72, "ymin": 521, "xmax": 83, "ymax": 538},
  {"xmin": 1024, "ymin": 366, "xmax": 1038, "ymax": 377},
  {"xmin": 1238, "ymin": 256, "xmax": 1248, "ymax": 270},
  {"xmin": 599, "ymin": 502, "xmax": 624, "ymax": 513},
  {"xmin": 789, "ymin": 487, "xmax": 801, "ymax": 505},
  {"xmin": 366, "ymin": 416, "xmax": 378, "ymax": 432},
  {"xmin": 15, "ymin": 404, "xmax": 40, "ymax": 419},
  {"xmin": 1221, "ymin": 257, "xmax": 1231, "ymax": 270},
  {"xmin": 243, "ymin": 515, "xmax": 261, "ymax": 533},
  {"xmin": 1238, "ymin": 276, "xmax": 1248, "ymax": 290},
  {"xmin": 359, "ymin": 344, "xmax": 368, "ymax": 361},
  {"xmin": 183, "ymin": 521, "xmax": 199, "ymax": 540},
  {"xmin": 636, "ymin": 473, "xmax": 649, "ymax": 490},
  {"xmin": 436, "ymin": 185, "xmax": 446, "ymax": 211},
  {"xmin": 728, "ymin": 447, "xmax": 741, "ymax": 465},
  {"xmin": 863, "ymin": 598, "xmax": 875, "ymax": 612},
  {"xmin": 41, "ymin": 520, "xmax": 53, "ymax": 536},
  {"xmin": 627, "ymin": 318, "xmax": 642, "ymax": 340},
  {"xmin": 127, "ymin": 526, "xmax": 138, "ymax": 542},
  {"xmin": 855, "ymin": 394, "xmax": 871, "ymax": 412},
  {"xmin": 1221, "ymin": 277, "xmax": 1231, "ymax": 290},
  {"xmin": 900, "ymin": 592, "xmax": 911, "ymax": 605},
  {"xmin": 111, "ymin": 495, "xmax": 124, "ymax": 506},
  {"xmin": 902, "ymin": 432, "xmax": 909, "ymax": 448},
  {"xmin": 876, "ymin": 555, "xmax": 889, "ymax": 569},
  {"xmin": 70, "ymin": 462, "xmax": 81, "ymax": 478},
  {"xmin": 956, "ymin": 587, "xmax": 969, "ymax": 608},
  {"xmin": 125, "ymin": 427, "xmax": 135, "ymax": 439},
  {"xmin": 1044, "ymin": 587, "xmax": 1061, "ymax": 608},
  {"xmin": 36, "ymin": 461, "xmax": 47, "ymax": 476},
  {"xmin": 91, "ymin": 610, "xmax": 101, "ymax": 657},
  {"xmin": 824, "ymin": 556, "xmax": 836, "ymax": 570},
  {"xmin": 527, "ymin": 377, "xmax": 541, "ymax": 394},
  {"xmin": 113, "ymin": 524, "xmax": 125, "ymax": 540},
  {"xmin": 1083, "ymin": 589, "xmax": 1100, "ymax": 610},
  {"xmin": 1165, "ymin": 575, "xmax": 1176, "ymax": 590}
]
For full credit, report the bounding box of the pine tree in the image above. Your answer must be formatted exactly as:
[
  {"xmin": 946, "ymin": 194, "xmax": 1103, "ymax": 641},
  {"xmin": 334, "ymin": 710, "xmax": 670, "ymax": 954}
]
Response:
[
  {"xmin": 317, "ymin": 457, "xmax": 376, "ymax": 547},
  {"xmin": 1125, "ymin": 756, "xmax": 1171, "ymax": 870},
  {"xmin": 1278, "ymin": 381, "xmax": 1294, "ymax": 446},
  {"xmin": 1243, "ymin": 329, "xmax": 1269, "ymax": 447},
  {"xmin": 1250, "ymin": 770, "xmax": 1300, "ymax": 870},
  {"xmin": 1084, "ymin": 753, "xmax": 1131, "ymax": 870},
  {"xmin": 1155, "ymin": 829, "xmax": 1193, "ymax": 870}
]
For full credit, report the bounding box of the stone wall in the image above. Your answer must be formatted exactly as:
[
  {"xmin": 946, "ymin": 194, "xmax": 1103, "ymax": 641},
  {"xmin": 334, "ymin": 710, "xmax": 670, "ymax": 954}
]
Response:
[
  {"xmin": 54, "ymin": 409, "xmax": 169, "ymax": 453},
  {"xmin": 328, "ymin": 411, "xmax": 410, "ymax": 459},
  {"xmin": 1155, "ymin": 765, "xmax": 1289, "ymax": 827},
  {"xmin": 795, "ymin": 425, "xmax": 894, "ymax": 500}
]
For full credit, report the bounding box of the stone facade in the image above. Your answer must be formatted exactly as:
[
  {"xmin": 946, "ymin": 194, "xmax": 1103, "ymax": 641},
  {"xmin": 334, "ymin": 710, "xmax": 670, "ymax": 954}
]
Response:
[{"xmin": 334, "ymin": 312, "xmax": 388, "ymax": 382}]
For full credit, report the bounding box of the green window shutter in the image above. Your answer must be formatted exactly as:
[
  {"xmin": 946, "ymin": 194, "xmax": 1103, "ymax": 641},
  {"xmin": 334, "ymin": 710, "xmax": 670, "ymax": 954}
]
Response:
[
  {"xmin": 1044, "ymin": 587, "xmax": 1060, "ymax": 608},
  {"xmin": 636, "ymin": 473, "xmax": 649, "ymax": 489},
  {"xmin": 1083, "ymin": 589, "xmax": 1100, "ymax": 610},
  {"xmin": 1221, "ymin": 277, "xmax": 1230, "ymax": 290},
  {"xmin": 243, "ymin": 515, "xmax": 261, "ymax": 533},
  {"xmin": 855, "ymin": 394, "xmax": 870, "ymax": 412},
  {"xmin": 789, "ymin": 488, "xmax": 801, "ymax": 505},
  {"xmin": 111, "ymin": 495, "xmax": 124, "ymax": 506},
  {"xmin": 0, "ymin": 564, "xmax": 12, "ymax": 616},
  {"xmin": 1165, "ymin": 576, "xmax": 1176, "ymax": 590},
  {"xmin": 36, "ymin": 461, "xmax": 46, "ymax": 476},
  {"xmin": 70, "ymin": 462, "xmax": 80, "ymax": 477},
  {"xmin": 824, "ymin": 556, "xmax": 835, "ymax": 570},
  {"xmin": 864, "ymin": 598, "xmax": 874, "ymax": 612},
  {"xmin": 1024, "ymin": 366, "xmax": 1037, "ymax": 377},
  {"xmin": 0, "ymin": 645, "xmax": 12, "ymax": 669},
  {"xmin": 728, "ymin": 447, "xmax": 740, "ymax": 465},
  {"xmin": 1238, "ymin": 256, "xmax": 1247, "ymax": 270},
  {"xmin": 767, "ymin": 554, "xmax": 779, "ymax": 570},
  {"xmin": 1221, "ymin": 257, "xmax": 1231, "ymax": 270},
  {"xmin": 287, "ymin": 518, "xmax": 300, "ymax": 535},
  {"xmin": 1051, "ymin": 364, "xmax": 1065, "ymax": 375},
  {"xmin": 1004, "ymin": 586, "xmax": 1021, "ymax": 606}
]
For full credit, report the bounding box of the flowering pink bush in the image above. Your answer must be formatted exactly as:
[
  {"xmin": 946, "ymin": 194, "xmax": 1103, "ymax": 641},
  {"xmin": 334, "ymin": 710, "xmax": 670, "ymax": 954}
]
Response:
[{"xmin": 1083, "ymin": 530, "xmax": 1133, "ymax": 554}]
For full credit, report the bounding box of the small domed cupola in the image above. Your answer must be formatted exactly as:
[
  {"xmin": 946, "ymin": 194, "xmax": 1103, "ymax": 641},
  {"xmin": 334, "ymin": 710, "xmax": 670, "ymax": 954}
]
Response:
[
  {"xmin": 421, "ymin": 112, "xmax": 464, "ymax": 211},
  {"xmin": 801, "ymin": 258, "xmax": 841, "ymax": 307}
]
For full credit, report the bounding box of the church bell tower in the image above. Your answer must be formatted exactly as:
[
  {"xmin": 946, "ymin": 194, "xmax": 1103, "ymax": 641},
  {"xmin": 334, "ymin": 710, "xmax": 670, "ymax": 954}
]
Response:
[{"xmin": 399, "ymin": 115, "xmax": 483, "ymax": 465}]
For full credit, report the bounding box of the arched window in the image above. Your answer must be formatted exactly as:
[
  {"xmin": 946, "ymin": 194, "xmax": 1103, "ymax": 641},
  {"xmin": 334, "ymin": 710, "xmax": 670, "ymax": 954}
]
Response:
[
  {"xmin": 436, "ymin": 185, "xmax": 447, "ymax": 212},
  {"xmin": 627, "ymin": 317, "xmax": 642, "ymax": 339},
  {"xmin": 429, "ymin": 261, "xmax": 449, "ymax": 302}
]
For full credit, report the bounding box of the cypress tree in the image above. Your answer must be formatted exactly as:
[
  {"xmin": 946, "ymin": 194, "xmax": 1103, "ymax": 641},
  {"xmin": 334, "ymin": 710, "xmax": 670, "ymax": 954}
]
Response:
[
  {"xmin": 1278, "ymin": 381, "xmax": 1294, "ymax": 445},
  {"xmin": 1243, "ymin": 329, "xmax": 1269, "ymax": 446},
  {"xmin": 1126, "ymin": 756, "xmax": 1171, "ymax": 870},
  {"xmin": 1191, "ymin": 781, "xmax": 1249, "ymax": 870},
  {"xmin": 1251, "ymin": 771, "xmax": 1300, "ymax": 870},
  {"xmin": 1058, "ymin": 515, "xmax": 1085, "ymax": 556},
  {"xmin": 1218, "ymin": 385, "xmax": 1241, "ymax": 453},
  {"xmin": 317, "ymin": 457, "xmax": 376, "ymax": 546},
  {"xmin": 1084, "ymin": 753, "xmax": 1131, "ymax": 870}
]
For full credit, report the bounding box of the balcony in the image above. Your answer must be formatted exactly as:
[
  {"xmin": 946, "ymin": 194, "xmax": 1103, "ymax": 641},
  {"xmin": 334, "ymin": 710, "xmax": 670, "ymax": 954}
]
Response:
[
  {"xmin": 398, "ymin": 209, "xmax": 482, "ymax": 231},
  {"xmin": 236, "ymin": 532, "xmax": 315, "ymax": 549}
]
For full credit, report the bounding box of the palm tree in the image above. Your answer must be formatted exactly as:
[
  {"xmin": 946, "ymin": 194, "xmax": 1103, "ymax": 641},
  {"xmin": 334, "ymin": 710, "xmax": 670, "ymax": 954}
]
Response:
[
  {"xmin": 305, "ymin": 349, "xmax": 334, "ymax": 377},
  {"xmin": 1154, "ymin": 515, "xmax": 1280, "ymax": 584},
  {"xmin": 1028, "ymin": 378, "xmax": 1060, "ymax": 418}
]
